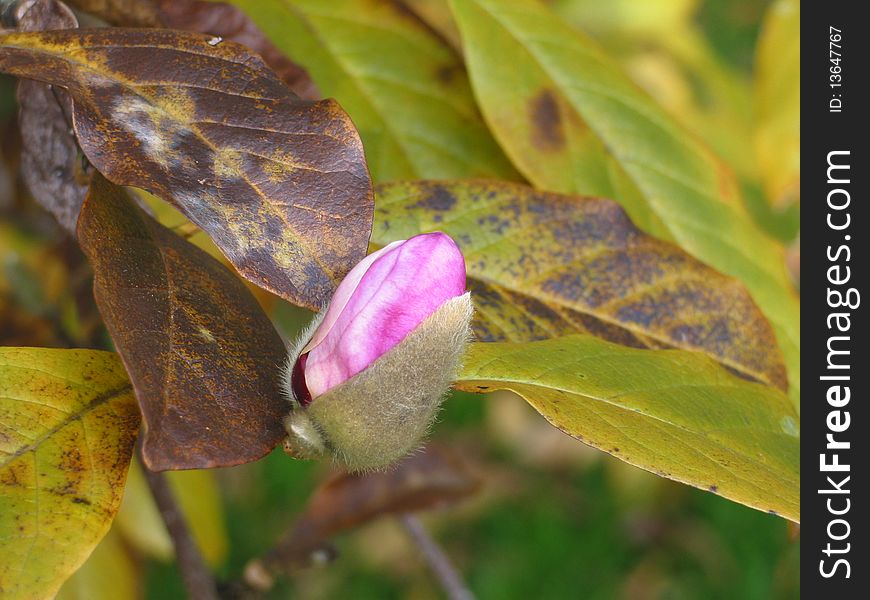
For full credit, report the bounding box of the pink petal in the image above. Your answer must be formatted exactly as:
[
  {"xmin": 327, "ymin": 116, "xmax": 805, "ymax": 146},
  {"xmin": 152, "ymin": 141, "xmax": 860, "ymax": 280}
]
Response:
[
  {"xmin": 303, "ymin": 232, "xmax": 467, "ymax": 397},
  {"xmin": 302, "ymin": 239, "xmax": 405, "ymax": 354}
]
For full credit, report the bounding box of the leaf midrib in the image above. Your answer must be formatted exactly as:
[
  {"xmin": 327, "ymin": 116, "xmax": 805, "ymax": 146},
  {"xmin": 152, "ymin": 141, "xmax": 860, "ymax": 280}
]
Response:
[
  {"xmin": 1, "ymin": 381, "xmax": 132, "ymax": 466},
  {"xmin": 457, "ymin": 348, "xmax": 799, "ymax": 489},
  {"xmin": 463, "ymin": 370, "xmax": 799, "ymax": 505}
]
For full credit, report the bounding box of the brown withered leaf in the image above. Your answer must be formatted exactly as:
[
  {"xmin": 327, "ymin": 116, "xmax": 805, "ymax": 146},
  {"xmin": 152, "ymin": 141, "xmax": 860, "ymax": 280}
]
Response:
[
  {"xmin": 0, "ymin": 28, "xmax": 373, "ymax": 309},
  {"xmin": 155, "ymin": 0, "xmax": 319, "ymax": 100},
  {"xmin": 60, "ymin": 0, "xmax": 161, "ymax": 26},
  {"xmin": 14, "ymin": 0, "xmax": 88, "ymax": 235},
  {"xmin": 374, "ymin": 181, "xmax": 787, "ymax": 390},
  {"xmin": 77, "ymin": 174, "xmax": 289, "ymax": 470},
  {"xmin": 65, "ymin": 0, "xmax": 320, "ymax": 98},
  {"xmin": 248, "ymin": 446, "xmax": 479, "ymax": 585}
]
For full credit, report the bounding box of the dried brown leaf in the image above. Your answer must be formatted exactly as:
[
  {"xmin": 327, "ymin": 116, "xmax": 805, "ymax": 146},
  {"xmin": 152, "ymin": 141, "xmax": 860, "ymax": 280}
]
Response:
[
  {"xmin": 62, "ymin": 0, "xmax": 160, "ymax": 26},
  {"xmin": 66, "ymin": 0, "xmax": 320, "ymax": 98},
  {"xmin": 251, "ymin": 446, "xmax": 479, "ymax": 581},
  {"xmin": 14, "ymin": 0, "xmax": 87, "ymax": 235},
  {"xmin": 155, "ymin": 0, "xmax": 319, "ymax": 100},
  {"xmin": 77, "ymin": 174, "xmax": 289, "ymax": 470},
  {"xmin": 0, "ymin": 28, "xmax": 373, "ymax": 308}
]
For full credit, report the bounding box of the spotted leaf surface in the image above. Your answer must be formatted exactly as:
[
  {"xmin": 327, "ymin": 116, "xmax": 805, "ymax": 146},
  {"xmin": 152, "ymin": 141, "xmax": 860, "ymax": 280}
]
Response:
[
  {"xmin": 0, "ymin": 27, "xmax": 373, "ymax": 308},
  {"xmin": 449, "ymin": 0, "xmax": 800, "ymax": 406},
  {"xmin": 457, "ymin": 336, "xmax": 800, "ymax": 522},
  {"xmin": 0, "ymin": 347, "xmax": 139, "ymax": 600},
  {"xmin": 374, "ymin": 180, "xmax": 786, "ymax": 390},
  {"xmin": 77, "ymin": 175, "xmax": 288, "ymax": 470}
]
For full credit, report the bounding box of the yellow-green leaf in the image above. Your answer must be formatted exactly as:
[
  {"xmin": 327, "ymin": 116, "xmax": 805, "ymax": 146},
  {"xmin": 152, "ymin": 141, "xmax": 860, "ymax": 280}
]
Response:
[
  {"xmin": 56, "ymin": 528, "xmax": 138, "ymax": 600},
  {"xmin": 755, "ymin": 0, "xmax": 800, "ymax": 209},
  {"xmin": 449, "ymin": 0, "xmax": 800, "ymax": 407},
  {"xmin": 551, "ymin": 2, "xmax": 760, "ymax": 185},
  {"xmin": 115, "ymin": 462, "xmax": 228, "ymax": 567},
  {"xmin": 550, "ymin": 0, "xmax": 696, "ymax": 37},
  {"xmin": 399, "ymin": 0, "xmax": 462, "ymax": 50},
  {"xmin": 654, "ymin": 29, "xmax": 759, "ymax": 185},
  {"xmin": 0, "ymin": 348, "xmax": 140, "ymax": 600},
  {"xmin": 374, "ymin": 180, "xmax": 786, "ymax": 390},
  {"xmin": 456, "ymin": 336, "xmax": 800, "ymax": 522},
  {"xmin": 233, "ymin": 0, "xmax": 518, "ymax": 181}
]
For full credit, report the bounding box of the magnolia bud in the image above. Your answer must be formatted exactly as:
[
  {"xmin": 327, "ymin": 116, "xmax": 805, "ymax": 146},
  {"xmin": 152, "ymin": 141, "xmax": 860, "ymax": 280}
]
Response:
[{"xmin": 282, "ymin": 232, "xmax": 473, "ymax": 471}]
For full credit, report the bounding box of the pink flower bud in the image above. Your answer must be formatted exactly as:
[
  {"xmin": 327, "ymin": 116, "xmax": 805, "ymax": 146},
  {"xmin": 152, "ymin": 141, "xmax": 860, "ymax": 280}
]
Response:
[{"xmin": 282, "ymin": 232, "xmax": 473, "ymax": 471}]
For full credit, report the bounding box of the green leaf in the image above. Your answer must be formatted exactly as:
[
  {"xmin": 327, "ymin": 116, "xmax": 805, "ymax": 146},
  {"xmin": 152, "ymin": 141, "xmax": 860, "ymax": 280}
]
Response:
[
  {"xmin": 549, "ymin": 0, "xmax": 696, "ymax": 37},
  {"xmin": 456, "ymin": 336, "xmax": 800, "ymax": 522},
  {"xmin": 374, "ymin": 180, "xmax": 786, "ymax": 390},
  {"xmin": 449, "ymin": 0, "xmax": 800, "ymax": 408},
  {"xmin": 0, "ymin": 347, "xmax": 140, "ymax": 600},
  {"xmin": 754, "ymin": 0, "xmax": 800, "ymax": 209},
  {"xmin": 233, "ymin": 0, "xmax": 518, "ymax": 181},
  {"xmin": 398, "ymin": 0, "xmax": 463, "ymax": 50},
  {"xmin": 655, "ymin": 29, "xmax": 759, "ymax": 185},
  {"xmin": 551, "ymin": 1, "xmax": 760, "ymax": 185}
]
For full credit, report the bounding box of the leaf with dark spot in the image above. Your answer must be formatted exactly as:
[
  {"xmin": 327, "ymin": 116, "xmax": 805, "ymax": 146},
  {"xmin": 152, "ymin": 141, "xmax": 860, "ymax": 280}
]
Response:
[
  {"xmin": 76, "ymin": 174, "xmax": 289, "ymax": 470},
  {"xmin": 249, "ymin": 446, "xmax": 479, "ymax": 583},
  {"xmin": 450, "ymin": 0, "xmax": 800, "ymax": 407},
  {"xmin": 457, "ymin": 336, "xmax": 799, "ymax": 522},
  {"xmin": 14, "ymin": 0, "xmax": 87, "ymax": 235},
  {"xmin": 375, "ymin": 180, "xmax": 787, "ymax": 390},
  {"xmin": 0, "ymin": 27, "xmax": 373, "ymax": 309},
  {"xmin": 528, "ymin": 89, "xmax": 565, "ymax": 151},
  {"xmin": 0, "ymin": 347, "xmax": 140, "ymax": 599}
]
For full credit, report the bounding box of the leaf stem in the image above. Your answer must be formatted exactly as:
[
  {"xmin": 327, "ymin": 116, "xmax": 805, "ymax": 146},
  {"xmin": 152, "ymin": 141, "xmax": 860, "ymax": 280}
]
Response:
[
  {"xmin": 140, "ymin": 456, "xmax": 219, "ymax": 600},
  {"xmin": 400, "ymin": 514, "xmax": 475, "ymax": 600}
]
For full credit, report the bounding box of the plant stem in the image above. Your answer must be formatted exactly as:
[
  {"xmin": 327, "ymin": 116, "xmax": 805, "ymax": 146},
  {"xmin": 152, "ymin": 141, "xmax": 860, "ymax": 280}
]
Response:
[
  {"xmin": 400, "ymin": 514, "xmax": 475, "ymax": 600},
  {"xmin": 140, "ymin": 457, "xmax": 219, "ymax": 600}
]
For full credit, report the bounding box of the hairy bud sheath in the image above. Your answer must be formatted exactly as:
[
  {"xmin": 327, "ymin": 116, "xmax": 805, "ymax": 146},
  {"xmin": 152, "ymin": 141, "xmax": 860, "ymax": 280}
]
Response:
[{"xmin": 282, "ymin": 232, "xmax": 473, "ymax": 471}]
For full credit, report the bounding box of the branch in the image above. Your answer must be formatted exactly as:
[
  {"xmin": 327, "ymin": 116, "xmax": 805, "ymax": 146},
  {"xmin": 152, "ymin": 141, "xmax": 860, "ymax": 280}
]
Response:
[
  {"xmin": 140, "ymin": 456, "xmax": 219, "ymax": 600},
  {"xmin": 400, "ymin": 514, "xmax": 475, "ymax": 600}
]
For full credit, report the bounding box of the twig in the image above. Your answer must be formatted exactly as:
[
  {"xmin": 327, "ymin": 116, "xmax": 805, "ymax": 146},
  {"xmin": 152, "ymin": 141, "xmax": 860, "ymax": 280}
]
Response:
[
  {"xmin": 400, "ymin": 514, "xmax": 475, "ymax": 600},
  {"xmin": 140, "ymin": 455, "xmax": 219, "ymax": 600}
]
